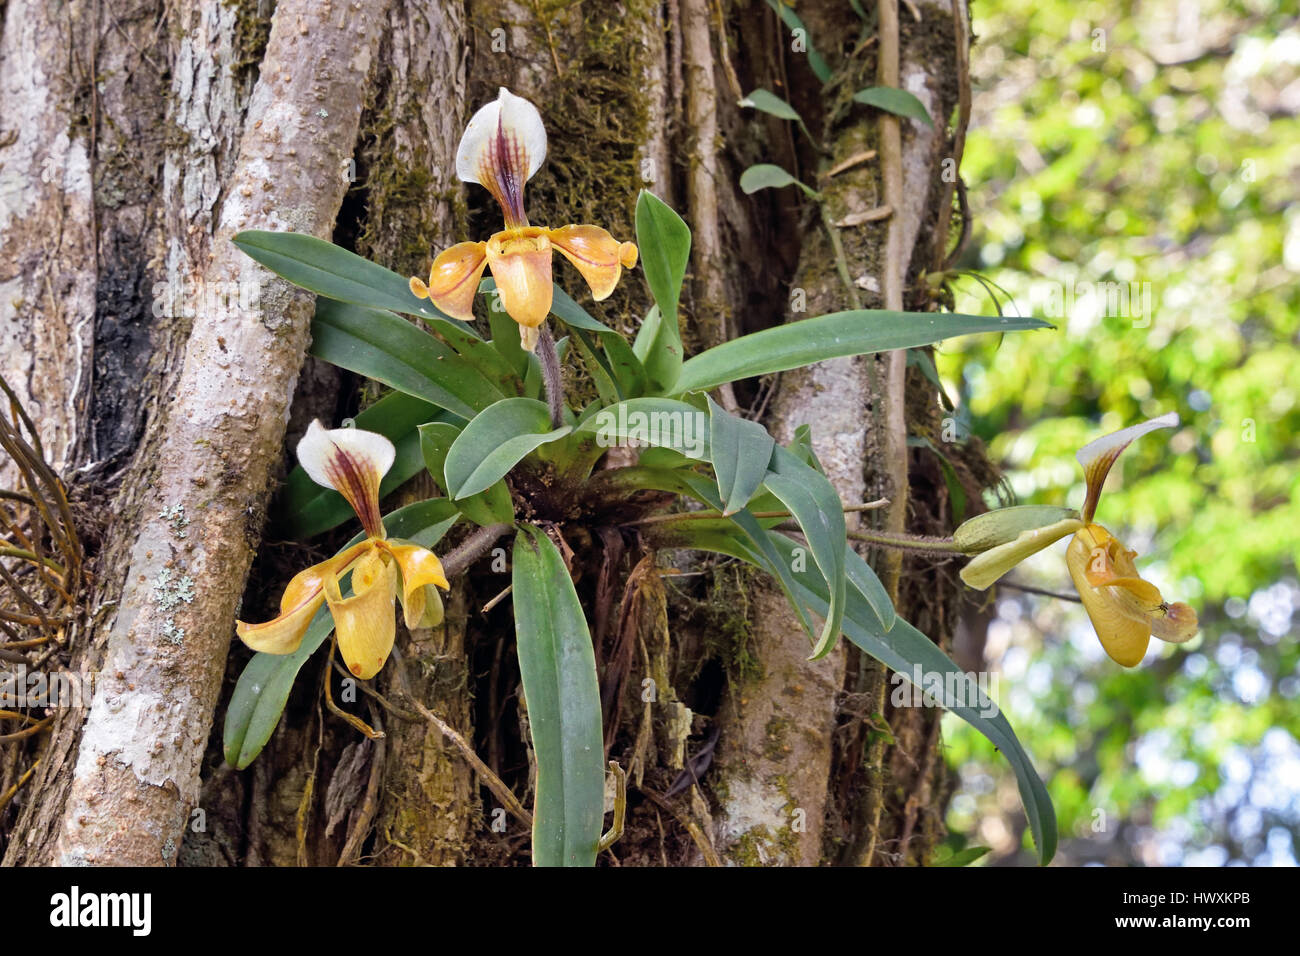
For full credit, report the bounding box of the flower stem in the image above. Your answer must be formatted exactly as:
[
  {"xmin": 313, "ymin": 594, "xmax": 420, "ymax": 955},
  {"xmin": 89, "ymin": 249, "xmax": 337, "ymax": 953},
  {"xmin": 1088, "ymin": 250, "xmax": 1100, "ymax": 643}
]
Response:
[
  {"xmin": 844, "ymin": 527, "xmax": 962, "ymax": 554},
  {"xmin": 627, "ymin": 498, "xmax": 890, "ymax": 528},
  {"xmin": 536, "ymin": 324, "xmax": 565, "ymax": 430}
]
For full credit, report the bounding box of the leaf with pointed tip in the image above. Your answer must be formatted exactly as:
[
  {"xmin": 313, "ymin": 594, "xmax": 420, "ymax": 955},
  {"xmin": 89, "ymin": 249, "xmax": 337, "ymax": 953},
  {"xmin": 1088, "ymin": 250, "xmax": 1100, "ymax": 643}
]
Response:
[
  {"xmin": 418, "ymin": 422, "xmax": 515, "ymax": 526},
  {"xmin": 666, "ymin": 523, "xmax": 1056, "ymax": 865},
  {"xmin": 853, "ymin": 86, "xmax": 935, "ymax": 126},
  {"xmin": 443, "ymin": 398, "xmax": 571, "ymax": 500},
  {"xmin": 933, "ymin": 846, "xmax": 992, "ymax": 867},
  {"xmin": 707, "ymin": 397, "xmax": 775, "ymax": 515},
  {"xmin": 763, "ymin": 0, "xmax": 831, "ymax": 82},
  {"xmin": 673, "ymin": 310, "xmax": 1053, "ymax": 395},
  {"xmin": 512, "ymin": 525, "xmax": 606, "ymax": 866},
  {"xmin": 761, "ymin": 446, "xmax": 847, "ymax": 659},
  {"xmin": 739, "ymin": 87, "xmax": 803, "ymax": 122},
  {"xmin": 740, "ymin": 164, "xmax": 818, "ymax": 198},
  {"xmin": 634, "ymin": 192, "xmax": 691, "ymax": 391},
  {"xmin": 311, "ymin": 298, "xmax": 506, "ymax": 419},
  {"xmin": 232, "ymin": 230, "xmax": 478, "ymax": 334},
  {"xmin": 739, "ymin": 88, "xmax": 817, "ymax": 145}
]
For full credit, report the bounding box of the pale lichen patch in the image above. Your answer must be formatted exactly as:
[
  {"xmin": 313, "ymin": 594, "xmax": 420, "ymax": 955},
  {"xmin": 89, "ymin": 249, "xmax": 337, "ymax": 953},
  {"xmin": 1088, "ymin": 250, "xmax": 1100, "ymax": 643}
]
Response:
[{"xmin": 151, "ymin": 567, "xmax": 196, "ymax": 613}]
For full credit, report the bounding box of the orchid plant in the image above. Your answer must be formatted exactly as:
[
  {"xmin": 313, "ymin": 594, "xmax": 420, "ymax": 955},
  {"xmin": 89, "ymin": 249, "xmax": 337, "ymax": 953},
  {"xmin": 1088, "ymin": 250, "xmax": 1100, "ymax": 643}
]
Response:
[{"xmin": 219, "ymin": 87, "xmax": 1166, "ymax": 867}]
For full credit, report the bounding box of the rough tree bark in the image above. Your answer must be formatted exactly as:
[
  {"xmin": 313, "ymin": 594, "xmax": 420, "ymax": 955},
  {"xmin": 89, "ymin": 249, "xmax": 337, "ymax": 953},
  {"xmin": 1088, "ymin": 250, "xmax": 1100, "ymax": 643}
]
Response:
[
  {"xmin": 4, "ymin": 0, "xmax": 386, "ymax": 865},
  {"xmin": 707, "ymin": 0, "xmax": 970, "ymax": 865},
  {"xmin": 1, "ymin": 0, "xmax": 983, "ymax": 866}
]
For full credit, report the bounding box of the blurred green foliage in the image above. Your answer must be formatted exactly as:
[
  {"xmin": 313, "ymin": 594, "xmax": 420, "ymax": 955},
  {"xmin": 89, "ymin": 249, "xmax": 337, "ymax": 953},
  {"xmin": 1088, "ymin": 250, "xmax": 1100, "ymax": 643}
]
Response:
[{"xmin": 937, "ymin": 0, "xmax": 1300, "ymax": 864}]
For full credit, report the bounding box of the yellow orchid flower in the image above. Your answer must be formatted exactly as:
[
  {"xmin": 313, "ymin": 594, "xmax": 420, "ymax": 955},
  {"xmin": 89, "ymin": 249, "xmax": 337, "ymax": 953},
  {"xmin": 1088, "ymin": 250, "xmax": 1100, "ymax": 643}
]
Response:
[
  {"xmin": 958, "ymin": 412, "xmax": 1198, "ymax": 667},
  {"xmin": 236, "ymin": 421, "xmax": 449, "ymax": 679},
  {"xmin": 409, "ymin": 87, "xmax": 639, "ymax": 352}
]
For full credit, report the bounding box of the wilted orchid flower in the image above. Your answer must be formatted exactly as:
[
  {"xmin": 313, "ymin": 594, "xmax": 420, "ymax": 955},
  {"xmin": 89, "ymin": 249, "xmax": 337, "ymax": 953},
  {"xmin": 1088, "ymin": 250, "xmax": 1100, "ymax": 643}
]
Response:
[
  {"xmin": 236, "ymin": 422, "xmax": 449, "ymax": 679},
  {"xmin": 957, "ymin": 413, "xmax": 1198, "ymax": 667},
  {"xmin": 409, "ymin": 87, "xmax": 639, "ymax": 351}
]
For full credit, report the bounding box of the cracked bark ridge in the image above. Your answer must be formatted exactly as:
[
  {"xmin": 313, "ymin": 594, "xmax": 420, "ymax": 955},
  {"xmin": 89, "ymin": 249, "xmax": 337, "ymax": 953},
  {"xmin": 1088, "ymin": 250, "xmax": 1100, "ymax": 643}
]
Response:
[
  {"xmin": 0, "ymin": 0, "xmax": 97, "ymax": 480},
  {"xmin": 711, "ymin": 0, "xmax": 880, "ymax": 865},
  {"xmin": 49, "ymin": 0, "xmax": 388, "ymax": 866}
]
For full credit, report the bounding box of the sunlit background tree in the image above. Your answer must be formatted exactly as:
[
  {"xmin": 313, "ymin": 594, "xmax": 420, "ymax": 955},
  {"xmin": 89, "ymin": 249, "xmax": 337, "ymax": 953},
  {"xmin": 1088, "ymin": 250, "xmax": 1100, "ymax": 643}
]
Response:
[{"xmin": 941, "ymin": 0, "xmax": 1300, "ymax": 865}]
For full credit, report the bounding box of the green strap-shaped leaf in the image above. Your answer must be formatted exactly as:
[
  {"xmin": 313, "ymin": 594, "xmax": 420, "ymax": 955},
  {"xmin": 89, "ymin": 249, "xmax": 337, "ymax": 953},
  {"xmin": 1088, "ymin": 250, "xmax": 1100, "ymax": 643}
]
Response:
[
  {"xmin": 598, "ymin": 330, "xmax": 648, "ymax": 399},
  {"xmin": 849, "ymin": 619, "xmax": 1055, "ymax": 862},
  {"xmin": 761, "ymin": 446, "xmax": 847, "ymax": 659},
  {"xmin": 550, "ymin": 284, "xmax": 614, "ymax": 333},
  {"xmin": 632, "ymin": 304, "xmax": 660, "ymax": 362},
  {"xmin": 739, "ymin": 87, "xmax": 803, "ymax": 122},
  {"xmin": 486, "ymin": 290, "xmax": 531, "ymax": 378},
  {"xmin": 312, "ymin": 299, "xmax": 506, "ymax": 419},
  {"xmin": 574, "ymin": 397, "xmax": 711, "ymax": 466},
  {"xmin": 419, "ymin": 422, "xmax": 515, "ymax": 527},
  {"xmin": 681, "ymin": 472, "xmax": 823, "ymax": 642},
  {"xmin": 634, "ymin": 192, "xmax": 691, "ymax": 392},
  {"xmin": 763, "ymin": 0, "xmax": 831, "ymax": 82},
  {"xmin": 443, "ymin": 398, "xmax": 571, "ymax": 499},
  {"xmin": 512, "ymin": 524, "xmax": 606, "ymax": 867},
  {"xmin": 933, "ymin": 846, "xmax": 992, "ymax": 867},
  {"xmin": 707, "ymin": 397, "xmax": 775, "ymax": 515},
  {"xmin": 277, "ymin": 392, "xmax": 456, "ymax": 539},
  {"xmin": 780, "ymin": 421, "xmax": 893, "ymax": 633},
  {"xmin": 739, "ymin": 88, "xmax": 818, "ymax": 145},
  {"xmin": 739, "ymin": 164, "xmax": 819, "ymax": 198},
  {"xmin": 615, "ymin": 433, "xmax": 895, "ymax": 639},
  {"xmin": 909, "ymin": 434, "xmax": 968, "ymax": 523},
  {"xmin": 853, "ymin": 86, "xmax": 935, "ymax": 127},
  {"xmin": 673, "ymin": 310, "xmax": 1053, "ymax": 395},
  {"xmin": 223, "ymin": 500, "xmax": 462, "ymax": 770},
  {"xmin": 673, "ymin": 524, "xmax": 1056, "ymax": 864},
  {"xmin": 236, "ymin": 231, "xmax": 527, "ymax": 394},
  {"xmin": 569, "ymin": 329, "xmax": 623, "ymax": 407},
  {"xmin": 232, "ymin": 230, "xmax": 478, "ymax": 335},
  {"xmin": 845, "ymin": 547, "xmax": 896, "ymax": 633}
]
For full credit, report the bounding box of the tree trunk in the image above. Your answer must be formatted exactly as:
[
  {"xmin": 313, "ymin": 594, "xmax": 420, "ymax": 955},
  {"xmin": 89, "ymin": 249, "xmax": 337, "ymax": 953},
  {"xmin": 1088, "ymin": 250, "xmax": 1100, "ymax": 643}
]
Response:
[{"xmin": 1, "ymin": 0, "xmax": 985, "ymax": 866}]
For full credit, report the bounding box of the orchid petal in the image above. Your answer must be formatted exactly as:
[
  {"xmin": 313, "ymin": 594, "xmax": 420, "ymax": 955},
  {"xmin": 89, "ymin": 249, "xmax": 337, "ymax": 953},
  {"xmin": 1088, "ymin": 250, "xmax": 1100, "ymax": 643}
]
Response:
[
  {"xmin": 1077, "ymin": 411, "xmax": 1179, "ymax": 522},
  {"xmin": 1066, "ymin": 524, "xmax": 1198, "ymax": 666},
  {"xmin": 455, "ymin": 88, "xmax": 547, "ymax": 228},
  {"xmin": 549, "ymin": 224, "xmax": 639, "ymax": 301},
  {"xmin": 296, "ymin": 421, "xmax": 394, "ymax": 539},
  {"xmin": 381, "ymin": 541, "xmax": 450, "ymax": 629},
  {"xmin": 325, "ymin": 549, "xmax": 398, "ymax": 679},
  {"xmin": 486, "ymin": 228, "xmax": 554, "ymax": 338},
  {"xmin": 412, "ymin": 241, "xmax": 488, "ymax": 321},
  {"xmin": 958, "ymin": 517, "xmax": 1084, "ymax": 590},
  {"xmin": 236, "ymin": 541, "xmax": 370, "ymax": 655},
  {"xmin": 413, "ymin": 585, "xmax": 445, "ymax": 629},
  {"xmin": 1151, "ymin": 602, "xmax": 1199, "ymax": 643}
]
